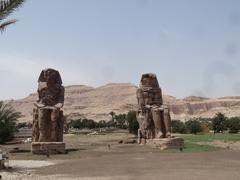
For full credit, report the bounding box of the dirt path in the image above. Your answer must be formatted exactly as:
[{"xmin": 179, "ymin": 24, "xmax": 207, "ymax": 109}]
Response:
[
  {"xmin": 1, "ymin": 132, "xmax": 240, "ymax": 180},
  {"xmin": 34, "ymin": 148, "xmax": 240, "ymax": 180}
]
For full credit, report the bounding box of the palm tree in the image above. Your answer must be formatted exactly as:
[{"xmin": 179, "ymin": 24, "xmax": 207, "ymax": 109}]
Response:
[
  {"xmin": 109, "ymin": 111, "xmax": 115, "ymax": 121},
  {"xmin": 0, "ymin": 0, "xmax": 25, "ymax": 33},
  {"xmin": 0, "ymin": 101, "xmax": 21, "ymax": 143}
]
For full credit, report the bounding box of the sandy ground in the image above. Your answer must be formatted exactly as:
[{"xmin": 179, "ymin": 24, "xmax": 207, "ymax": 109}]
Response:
[
  {"xmin": 1, "ymin": 130, "xmax": 240, "ymax": 180},
  {"xmin": 0, "ymin": 160, "xmax": 57, "ymax": 180}
]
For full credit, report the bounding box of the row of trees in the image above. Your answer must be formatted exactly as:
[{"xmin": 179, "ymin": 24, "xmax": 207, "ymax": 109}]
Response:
[
  {"xmin": 172, "ymin": 120, "xmax": 204, "ymax": 134},
  {"xmin": 172, "ymin": 113, "xmax": 240, "ymax": 134},
  {"xmin": 69, "ymin": 111, "xmax": 139, "ymax": 134},
  {"xmin": 70, "ymin": 112, "xmax": 239, "ymax": 135}
]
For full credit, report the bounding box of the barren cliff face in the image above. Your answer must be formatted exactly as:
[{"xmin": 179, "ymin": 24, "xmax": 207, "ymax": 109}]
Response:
[{"xmin": 6, "ymin": 83, "xmax": 240, "ymax": 122}]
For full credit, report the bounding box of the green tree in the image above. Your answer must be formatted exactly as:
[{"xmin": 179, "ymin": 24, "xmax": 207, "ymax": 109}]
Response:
[
  {"xmin": 226, "ymin": 117, "xmax": 240, "ymax": 133},
  {"xmin": 185, "ymin": 119, "xmax": 202, "ymax": 134},
  {"xmin": 115, "ymin": 114, "xmax": 127, "ymax": 129},
  {"xmin": 212, "ymin": 113, "xmax": 227, "ymax": 133},
  {"xmin": 127, "ymin": 111, "xmax": 139, "ymax": 135},
  {"xmin": 0, "ymin": 101, "xmax": 21, "ymax": 143},
  {"xmin": 69, "ymin": 119, "xmax": 82, "ymax": 129},
  {"xmin": 106, "ymin": 120, "xmax": 115, "ymax": 128},
  {"xmin": 83, "ymin": 119, "xmax": 96, "ymax": 129},
  {"xmin": 171, "ymin": 120, "xmax": 187, "ymax": 134},
  {"xmin": 97, "ymin": 120, "xmax": 107, "ymax": 128},
  {"xmin": 0, "ymin": 0, "xmax": 25, "ymax": 32}
]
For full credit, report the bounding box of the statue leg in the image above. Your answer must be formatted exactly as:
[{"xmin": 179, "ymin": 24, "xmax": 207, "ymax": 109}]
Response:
[
  {"xmin": 163, "ymin": 108, "xmax": 171, "ymax": 138},
  {"xmin": 137, "ymin": 111, "xmax": 145, "ymax": 144},
  {"xmin": 50, "ymin": 109, "xmax": 60, "ymax": 142},
  {"xmin": 138, "ymin": 129, "xmax": 143, "ymax": 144},
  {"xmin": 151, "ymin": 108, "xmax": 165, "ymax": 138},
  {"xmin": 142, "ymin": 129, "xmax": 147, "ymax": 145},
  {"xmin": 139, "ymin": 109, "xmax": 155, "ymax": 139},
  {"xmin": 32, "ymin": 108, "xmax": 39, "ymax": 142},
  {"xmin": 39, "ymin": 108, "xmax": 51, "ymax": 142},
  {"xmin": 58, "ymin": 111, "xmax": 64, "ymax": 142}
]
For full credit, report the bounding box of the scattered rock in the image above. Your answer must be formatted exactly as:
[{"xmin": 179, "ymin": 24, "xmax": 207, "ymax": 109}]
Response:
[
  {"xmin": 118, "ymin": 139, "xmax": 137, "ymax": 144},
  {"xmin": 124, "ymin": 140, "xmax": 137, "ymax": 144},
  {"xmin": 118, "ymin": 140, "xmax": 123, "ymax": 144}
]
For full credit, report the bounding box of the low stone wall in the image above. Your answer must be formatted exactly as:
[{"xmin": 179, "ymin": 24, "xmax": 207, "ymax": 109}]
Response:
[{"xmin": 31, "ymin": 142, "xmax": 66, "ymax": 154}]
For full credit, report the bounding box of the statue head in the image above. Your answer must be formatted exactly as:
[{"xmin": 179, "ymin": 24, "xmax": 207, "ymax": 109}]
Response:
[
  {"xmin": 140, "ymin": 73, "xmax": 160, "ymax": 88},
  {"xmin": 137, "ymin": 73, "xmax": 163, "ymax": 107},
  {"xmin": 38, "ymin": 68, "xmax": 62, "ymax": 85},
  {"xmin": 37, "ymin": 68, "xmax": 64, "ymax": 107}
]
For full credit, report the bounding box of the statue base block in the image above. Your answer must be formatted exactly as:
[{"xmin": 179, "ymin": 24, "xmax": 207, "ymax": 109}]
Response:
[
  {"xmin": 147, "ymin": 137, "xmax": 184, "ymax": 150},
  {"xmin": 31, "ymin": 142, "xmax": 66, "ymax": 154}
]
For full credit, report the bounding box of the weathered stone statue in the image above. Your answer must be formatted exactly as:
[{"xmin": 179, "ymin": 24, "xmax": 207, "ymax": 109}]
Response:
[
  {"xmin": 31, "ymin": 68, "xmax": 65, "ymax": 154},
  {"xmin": 136, "ymin": 73, "xmax": 172, "ymax": 144}
]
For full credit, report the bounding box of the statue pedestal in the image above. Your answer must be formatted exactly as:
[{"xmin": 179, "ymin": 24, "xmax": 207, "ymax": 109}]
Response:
[
  {"xmin": 147, "ymin": 137, "xmax": 184, "ymax": 150},
  {"xmin": 31, "ymin": 142, "xmax": 66, "ymax": 154}
]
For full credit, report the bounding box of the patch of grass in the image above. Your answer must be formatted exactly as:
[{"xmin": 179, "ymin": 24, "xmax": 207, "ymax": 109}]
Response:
[
  {"xmin": 182, "ymin": 142, "xmax": 216, "ymax": 153},
  {"xmin": 169, "ymin": 133, "xmax": 240, "ymax": 153},
  {"xmin": 180, "ymin": 133, "xmax": 240, "ymax": 143},
  {"xmin": 161, "ymin": 142, "xmax": 216, "ymax": 153}
]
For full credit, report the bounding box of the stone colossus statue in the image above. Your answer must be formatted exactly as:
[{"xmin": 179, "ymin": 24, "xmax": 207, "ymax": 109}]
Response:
[
  {"xmin": 32, "ymin": 68, "xmax": 65, "ymax": 143},
  {"xmin": 136, "ymin": 73, "xmax": 171, "ymax": 144}
]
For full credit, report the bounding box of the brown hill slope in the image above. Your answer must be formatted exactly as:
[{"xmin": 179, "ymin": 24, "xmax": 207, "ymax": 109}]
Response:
[{"xmin": 6, "ymin": 83, "xmax": 240, "ymax": 122}]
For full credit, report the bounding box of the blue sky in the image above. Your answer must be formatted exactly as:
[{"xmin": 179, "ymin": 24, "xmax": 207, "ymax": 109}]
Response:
[{"xmin": 0, "ymin": 0, "xmax": 240, "ymax": 100}]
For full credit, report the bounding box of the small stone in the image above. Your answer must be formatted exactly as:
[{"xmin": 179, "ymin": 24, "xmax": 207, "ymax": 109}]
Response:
[{"xmin": 118, "ymin": 140, "xmax": 123, "ymax": 144}]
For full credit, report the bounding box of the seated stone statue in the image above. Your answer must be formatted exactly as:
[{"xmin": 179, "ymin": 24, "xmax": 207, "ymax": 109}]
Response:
[
  {"xmin": 32, "ymin": 68, "xmax": 65, "ymax": 143},
  {"xmin": 136, "ymin": 73, "xmax": 171, "ymax": 144}
]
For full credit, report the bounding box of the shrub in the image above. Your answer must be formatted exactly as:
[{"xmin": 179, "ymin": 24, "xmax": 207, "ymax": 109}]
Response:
[
  {"xmin": 226, "ymin": 117, "xmax": 240, "ymax": 133},
  {"xmin": 197, "ymin": 118, "xmax": 211, "ymax": 133},
  {"xmin": 16, "ymin": 122, "xmax": 28, "ymax": 129},
  {"xmin": 200, "ymin": 122, "xmax": 211, "ymax": 133},
  {"xmin": 171, "ymin": 120, "xmax": 187, "ymax": 134},
  {"xmin": 114, "ymin": 114, "xmax": 127, "ymax": 129},
  {"xmin": 185, "ymin": 119, "xmax": 202, "ymax": 134},
  {"xmin": 0, "ymin": 102, "xmax": 21, "ymax": 144}
]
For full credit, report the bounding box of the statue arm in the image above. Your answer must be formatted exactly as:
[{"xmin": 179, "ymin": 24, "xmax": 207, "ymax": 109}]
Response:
[{"xmin": 54, "ymin": 86, "xmax": 65, "ymax": 109}]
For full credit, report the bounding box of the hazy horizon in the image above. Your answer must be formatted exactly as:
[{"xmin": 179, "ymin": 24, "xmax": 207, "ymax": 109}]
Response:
[{"xmin": 1, "ymin": 0, "xmax": 240, "ymax": 100}]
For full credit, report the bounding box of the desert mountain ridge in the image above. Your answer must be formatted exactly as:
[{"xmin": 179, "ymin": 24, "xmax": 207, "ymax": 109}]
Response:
[{"xmin": 5, "ymin": 83, "xmax": 240, "ymax": 122}]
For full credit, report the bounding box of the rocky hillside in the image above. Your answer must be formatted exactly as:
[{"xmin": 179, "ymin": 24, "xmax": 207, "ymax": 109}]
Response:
[{"xmin": 5, "ymin": 83, "xmax": 240, "ymax": 122}]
